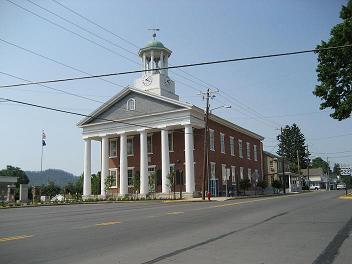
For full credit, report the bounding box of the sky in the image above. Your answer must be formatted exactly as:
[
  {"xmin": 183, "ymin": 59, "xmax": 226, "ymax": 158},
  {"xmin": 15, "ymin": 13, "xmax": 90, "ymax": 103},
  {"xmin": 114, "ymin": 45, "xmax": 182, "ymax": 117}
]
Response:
[{"xmin": 0, "ymin": 0, "xmax": 351, "ymax": 175}]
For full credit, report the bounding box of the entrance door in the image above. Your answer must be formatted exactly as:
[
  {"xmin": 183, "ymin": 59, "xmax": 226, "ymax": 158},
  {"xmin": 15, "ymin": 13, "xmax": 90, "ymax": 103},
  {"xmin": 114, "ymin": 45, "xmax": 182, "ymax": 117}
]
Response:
[{"xmin": 209, "ymin": 179, "xmax": 218, "ymax": 197}]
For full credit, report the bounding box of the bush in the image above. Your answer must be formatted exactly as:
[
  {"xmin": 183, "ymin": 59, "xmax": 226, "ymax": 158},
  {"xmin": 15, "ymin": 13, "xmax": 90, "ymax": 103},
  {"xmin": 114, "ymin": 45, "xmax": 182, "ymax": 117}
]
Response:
[
  {"xmin": 272, "ymin": 180, "xmax": 282, "ymax": 194},
  {"xmin": 239, "ymin": 179, "xmax": 251, "ymax": 195}
]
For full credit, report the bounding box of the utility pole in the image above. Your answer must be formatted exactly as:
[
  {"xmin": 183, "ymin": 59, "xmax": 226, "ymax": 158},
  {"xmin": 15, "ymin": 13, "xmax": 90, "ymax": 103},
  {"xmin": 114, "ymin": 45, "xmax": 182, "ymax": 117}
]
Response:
[
  {"xmin": 201, "ymin": 88, "xmax": 217, "ymax": 200},
  {"xmin": 306, "ymin": 144, "xmax": 310, "ymax": 186},
  {"xmin": 279, "ymin": 127, "xmax": 286, "ymax": 194},
  {"xmin": 327, "ymin": 157, "xmax": 330, "ymax": 191},
  {"xmin": 297, "ymin": 149, "xmax": 301, "ymax": 175},
  {"xmin": 201, "ymin": 89, "xmax": 210, "ymax": 200}
]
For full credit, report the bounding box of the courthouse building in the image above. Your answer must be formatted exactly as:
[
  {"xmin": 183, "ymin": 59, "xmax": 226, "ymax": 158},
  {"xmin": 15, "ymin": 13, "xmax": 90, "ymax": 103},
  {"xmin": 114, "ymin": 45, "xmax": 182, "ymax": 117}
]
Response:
[{"xmin": 78, "ymin": 38, "xmax": 264, "ymax": 197}]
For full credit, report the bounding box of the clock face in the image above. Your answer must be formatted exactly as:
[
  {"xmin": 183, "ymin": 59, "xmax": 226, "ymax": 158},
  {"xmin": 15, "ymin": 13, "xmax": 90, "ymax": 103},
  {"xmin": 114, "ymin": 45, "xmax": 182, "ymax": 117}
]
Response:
[{"xmin": 142, "ymin": 76, "xmax": 152, "ymax": 86}]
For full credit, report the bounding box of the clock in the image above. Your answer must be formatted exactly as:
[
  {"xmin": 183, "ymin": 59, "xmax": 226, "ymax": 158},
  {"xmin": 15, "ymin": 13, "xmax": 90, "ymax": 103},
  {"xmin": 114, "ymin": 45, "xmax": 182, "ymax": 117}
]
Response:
[{"xmin": 142, "ymin": 76, "xmax": 153, "ymax": 86}]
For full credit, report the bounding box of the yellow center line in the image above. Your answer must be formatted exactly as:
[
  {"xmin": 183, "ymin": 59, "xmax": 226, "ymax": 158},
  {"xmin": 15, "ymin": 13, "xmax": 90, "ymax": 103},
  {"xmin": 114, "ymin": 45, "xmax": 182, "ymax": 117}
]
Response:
[
  {"xmin": 95, "ymin": 221, "xmax": 121, "ymax": 226},
  {"xmin": 0, "ymin": 235, "xmax": 33, "ymax": 242},
  {"xmin": 166, "ymin": 211, "xmax": 184, "ymax": 215}
]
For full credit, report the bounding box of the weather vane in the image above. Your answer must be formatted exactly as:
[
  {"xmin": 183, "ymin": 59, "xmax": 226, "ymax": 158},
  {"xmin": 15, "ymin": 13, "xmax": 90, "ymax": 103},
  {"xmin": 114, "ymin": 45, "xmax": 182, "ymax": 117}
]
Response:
[{"xmin": 148, "ymin": 28, "xmax": 160, "ymax": 40}]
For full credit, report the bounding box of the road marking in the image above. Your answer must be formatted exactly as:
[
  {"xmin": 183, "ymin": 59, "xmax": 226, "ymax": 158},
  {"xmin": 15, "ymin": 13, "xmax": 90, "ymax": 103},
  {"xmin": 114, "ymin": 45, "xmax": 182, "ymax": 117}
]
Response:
[
  {"xmin": 166, "ymin": 211, "xmax": 184, "ymax": 215},
  {"xmin": 95, "ymin": 221, "xmax": 121, "ymax": 226},
  {"xmin": 0, "ymin": 235, "xmax": 33, "ymax": 242},
  {"xmin": 339, "ymin": 195, "xmax": 352, "ymax": 200}
]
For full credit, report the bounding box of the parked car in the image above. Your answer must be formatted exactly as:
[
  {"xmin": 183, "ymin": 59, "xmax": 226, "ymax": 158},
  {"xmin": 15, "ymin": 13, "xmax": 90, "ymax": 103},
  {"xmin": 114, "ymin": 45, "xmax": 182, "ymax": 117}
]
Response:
[
  {"xmin": 336, "ymin": 183, "xmax": 346, "ymax": 190},
  {"xmin": 310, "ymin": 184, "xmax": 320, "ymax": 190}
]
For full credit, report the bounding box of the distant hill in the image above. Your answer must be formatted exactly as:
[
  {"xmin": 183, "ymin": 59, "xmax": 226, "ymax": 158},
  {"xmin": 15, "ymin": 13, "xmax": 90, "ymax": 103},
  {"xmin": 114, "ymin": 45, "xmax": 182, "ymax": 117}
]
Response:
[{"xmin": 25, "ymin": 169, "xmax": 79, "ymax": 187}]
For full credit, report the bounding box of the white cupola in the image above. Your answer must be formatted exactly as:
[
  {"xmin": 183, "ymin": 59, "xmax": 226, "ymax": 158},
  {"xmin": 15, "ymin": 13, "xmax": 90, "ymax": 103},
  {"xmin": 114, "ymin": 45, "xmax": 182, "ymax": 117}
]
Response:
[{"xmin": 134, "ymin": 34, "xmax": 179, "ymax": 100}]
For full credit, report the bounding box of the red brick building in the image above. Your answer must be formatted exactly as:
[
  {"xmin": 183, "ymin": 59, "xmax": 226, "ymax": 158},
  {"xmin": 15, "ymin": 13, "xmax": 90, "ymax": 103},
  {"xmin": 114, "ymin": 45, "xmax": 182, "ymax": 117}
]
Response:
[{"xmin": 78, "ymin": 38, "xmax": 264, "ymax": 198}]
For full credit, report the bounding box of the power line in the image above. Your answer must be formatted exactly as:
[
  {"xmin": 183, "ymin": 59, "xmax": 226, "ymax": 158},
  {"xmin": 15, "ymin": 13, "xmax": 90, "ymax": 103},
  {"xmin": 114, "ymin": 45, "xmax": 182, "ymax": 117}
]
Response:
[
  {"xmin": 0, "ymin": 38, "xmax": 125, "ymax": 88},
  {"xmin": 2, "ymin": 44, "xmax": 350, "ymax": 89},
  {"xmin": 0, "ymin": 71, "xmax": 104, "ymax": 104},
  {"xmin": 0, "ymin": 97, "xmax": 204, "ymax": 136}
]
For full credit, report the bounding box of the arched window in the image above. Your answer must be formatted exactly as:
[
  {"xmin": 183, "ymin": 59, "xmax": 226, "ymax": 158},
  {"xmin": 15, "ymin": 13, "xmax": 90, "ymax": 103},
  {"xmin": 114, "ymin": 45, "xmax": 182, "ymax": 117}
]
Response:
[{"xmin": 126, "ymin": 98, "xmax": 136, "ymax": 111}]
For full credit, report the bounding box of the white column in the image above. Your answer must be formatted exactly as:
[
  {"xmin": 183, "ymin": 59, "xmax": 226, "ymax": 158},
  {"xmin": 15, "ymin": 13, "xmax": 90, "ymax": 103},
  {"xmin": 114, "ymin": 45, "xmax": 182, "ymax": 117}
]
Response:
[
  {"xmin": 185, "ymin": 124, "xmax": 195, "ymax": 193},
  {"xmin": 101, "ymin": 136, "xmax": 109, "ymax": 197},
  {"xmin": 119, "ymin": 133, "xmax": 128, "ymax": 195},
  {"xmin": 160, "ymin": 51, "xmax": 164, "ymax": 74},
  {"xmin": 161, "ymin": 129, "xmax": 170, "ymax": 193},
  {"xmin": 165, "ymin": 55, "xmax": 168, "ymax": 75},
  {"xmin": 288, "ymin": 174, "xmax": 292, "ymax": 193},
  {"xmin": 83, "ymin": 139, "xmax": 91, "ymax": 196},
  {"xmin": 140, "ymin": 130, "xmax": 148, "ymax": 195},
  {"xmin": 151, "ymin": 50, "xmax": 154, "ymax": 73},
  {"xmin": 142, "ymin": 52, "xmax": 146, "ymax": 75}
]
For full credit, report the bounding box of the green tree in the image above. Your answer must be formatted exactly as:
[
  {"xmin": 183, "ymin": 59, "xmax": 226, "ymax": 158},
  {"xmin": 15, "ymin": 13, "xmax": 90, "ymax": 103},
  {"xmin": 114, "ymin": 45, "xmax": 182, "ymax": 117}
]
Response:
[
  {"xmin": 333, "ymin": 163, "xmax": 341, "ymax": 175},
  {"xmin": 41, "ymin": 181, "xmax": 61, "ymax": 197},
  {"xmin": 341, "ymin": 175, "xmax": 352, "ymax": 189},
  {"xmin": 132, "ymin": 171, "xmax": 140, "ymax": 194},
  {"xmin": 74, "ymin": 175, "xmax": 83, "ymax": 195},
  {"xmin": 91, "ymin": 172, "xmax": 101, "ymax": 195},
  {"xmin": 239, "ymin": 178, "xmax": 251, "ymax": 195},
  {"xmin": 277, "ymin": 124, "xmax": 308, "ymax": 173},
  {"xmin": 311, "ymin": 157, "xmax": 330, "ymax": 174},
  {"xmin": 313, "ymin": 0, "xmax": 352, "ymax": 120},
  {"xmin": 148, "ymin": 172, "xmax": 157, "ymax": 193},
  {"xmin": 272, "ymin": 180, "xmax": 282, "ymax": 194},
  {"xmin": 256, "ymin": 180, "xmax": 268, "ymax": 194}
]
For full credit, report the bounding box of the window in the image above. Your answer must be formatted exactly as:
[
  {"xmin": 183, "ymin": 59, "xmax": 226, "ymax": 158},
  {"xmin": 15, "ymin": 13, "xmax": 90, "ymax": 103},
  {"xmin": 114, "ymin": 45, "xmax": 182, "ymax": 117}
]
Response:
[
  {"xmin": 126, "ymin": 98, "xmax": 135, "ymax": 111},
  {"xmin": 170, "ymin": 164, "xmax": 176, "ymax": 173},
  {"xmin": 210, "ymin": 162, "xmax": 216, "ymax": 179},
  {"xmin": 147, "ymin": 135, "xmax": 153, "ymax": 154},
  {"xmin": 240, "ymin": 167, "xmax": 244, "ymax": 179},
  {"xmin": 168, "ymin": 132, "xmax": 174, "ymax": 152},
  {"xmin": 209, "ymin": 129, "xmax": 215, "ymax": 151},
  {"xmin": 246, "ymin": 142, "xmax": 251, "ymax": 160},
  {"xmin": 127, "ymin": 168, "xmax": 134, "ymax": 186},
  {"xmin": 222, "ymin": 164, "xmax": 227, "ymax": 184},
  {"xmin": 230, "ymin": 136, "xmax": 235, "ymax": 156},
  {"xmin": 109, "ymin": 139, "xmax": 117, "ymax": 157},
  {"xmin": 254, "ymin": 145, "xmax": 258, "ymax": 161},
  {"xmin": 248, "ymin": 168, "xmax": 252, "ymax": 181},
  {"xmin": 127, "ymin": 137, "xmax": 134, "ymax": 155},
  {"xmin": 109, "ymin": 169, "xmax": 117, "ymax": 188},
  {"xmin": 231, "ymin": 166, "xmax": 236, "ymax": 184},
  {"xmin": 239, "ymin": 140, "xmax": 243, "ymax": 158},
  {"xmin": 148, "ymin": 165, "xmax": 156, "ymax": 175},
  {"xmin": 220, "ymin": 133, "xmax": 225, "ymax": 154}
]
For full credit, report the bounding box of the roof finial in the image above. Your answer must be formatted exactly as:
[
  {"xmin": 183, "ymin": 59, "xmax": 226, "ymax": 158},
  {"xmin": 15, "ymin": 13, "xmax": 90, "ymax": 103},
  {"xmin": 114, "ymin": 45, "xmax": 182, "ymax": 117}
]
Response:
[{"xmin": 148, "ymin": 28, "xmax": 160, "ymax": 40}]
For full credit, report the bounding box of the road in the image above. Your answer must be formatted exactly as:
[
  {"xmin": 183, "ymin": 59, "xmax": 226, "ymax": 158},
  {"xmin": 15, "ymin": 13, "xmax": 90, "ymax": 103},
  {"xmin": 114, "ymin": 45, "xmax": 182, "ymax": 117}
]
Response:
[{"xmin": 0, "ymin": 191, "xmax": 351, "ymax": 264}]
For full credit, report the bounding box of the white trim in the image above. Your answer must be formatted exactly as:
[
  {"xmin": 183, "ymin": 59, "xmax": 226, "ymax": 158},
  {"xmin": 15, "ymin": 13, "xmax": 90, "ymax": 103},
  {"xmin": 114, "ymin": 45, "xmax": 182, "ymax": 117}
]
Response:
[
  {"xmin": 209, "ymin": 129, "xmax": 215, "ymax": 151},
  {"xmin": 168, "ymin": 131, "xmax": 174, "ymax": 152},
  {"xmin": 127, "ymin": 167, "xmax": 135, "ymax": 187},
  {"xmin": 210, "ymin": 162, "xmax": 216, "ymax": 179},
  {"xmin": 147, "ymin": 134, "xmax": 153, "ymax": 154},
  {"xmin": 126, "ymin": 98, "xmax": 136, "ymax": 111},
  {"xmin": 127, "ymin": 137, "xmax": 134, "ymax": 156},
  {"xmin": 77, "ymin": 87, "xmax": 193, "ymax": 126},
  {"xmin": 238, "ymin": 139, "xmax": 243, "ymax": 158},
  {"xmin": 230, "ymin": 136, "xmax": 235, "ymax": 156},
  {"xmin": 254, "ymin": 144, "xmax": 258, "ymax": 162},
  {"xmin": 246, "ymin": 142, "xmax": 251, "ymax": 160},
  {"xmin": 109, "ymin": 168, "xmax": 118, "ymax": 188},
  {"xmin": 220, "ymin": 132, "xmax": 225, "ymax": 154},
  {"xmin": 109, "ymin": 138, "xmax": 118, "ymax": 158}
]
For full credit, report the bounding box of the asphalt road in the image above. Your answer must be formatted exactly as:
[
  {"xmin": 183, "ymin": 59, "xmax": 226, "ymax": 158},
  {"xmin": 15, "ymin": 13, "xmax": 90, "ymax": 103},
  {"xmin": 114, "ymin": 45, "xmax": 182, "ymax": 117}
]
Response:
[{"xmin": 0, "ymin": 191, "xmax": 351, "ymax": 264}]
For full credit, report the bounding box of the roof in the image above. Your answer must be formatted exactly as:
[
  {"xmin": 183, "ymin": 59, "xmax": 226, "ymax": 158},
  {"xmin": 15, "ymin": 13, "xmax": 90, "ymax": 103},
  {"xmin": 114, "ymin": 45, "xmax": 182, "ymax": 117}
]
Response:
[
  {"xmin": 77, "ymin": 86, "xmax": 264, "ymax": 141},
  {"xmin": 144, "ymin": 40, "xmax": 165, "ymax": 48},
  {"xmin": 301, "ymin": 168, "xmax": 324, "ymax": 177},
  {"xmin": 138, "ymin": 39, "xmax": 172, "ymax": 56},
  {"xmin": 77, "ymin": 86, "xmax": 193, "ymax": 127},
  {"xmin": 263, "ymin": 151, "xmax": 280, "ymax": 158}
]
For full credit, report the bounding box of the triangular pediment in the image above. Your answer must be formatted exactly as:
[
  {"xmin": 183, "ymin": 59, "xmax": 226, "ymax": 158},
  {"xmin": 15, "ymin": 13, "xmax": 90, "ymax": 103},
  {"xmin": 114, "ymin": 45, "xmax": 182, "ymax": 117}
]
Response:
[{"xmin": 78, "ymin": 87, "xmax": 192, "ymax": 126}]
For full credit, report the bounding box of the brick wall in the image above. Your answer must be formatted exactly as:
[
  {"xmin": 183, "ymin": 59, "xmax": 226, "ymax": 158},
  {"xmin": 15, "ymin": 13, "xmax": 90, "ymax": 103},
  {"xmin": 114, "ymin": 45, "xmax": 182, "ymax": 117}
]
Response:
[{"xmin": 108, "ymin": 119, "xmax": 263, "ymax": 195}]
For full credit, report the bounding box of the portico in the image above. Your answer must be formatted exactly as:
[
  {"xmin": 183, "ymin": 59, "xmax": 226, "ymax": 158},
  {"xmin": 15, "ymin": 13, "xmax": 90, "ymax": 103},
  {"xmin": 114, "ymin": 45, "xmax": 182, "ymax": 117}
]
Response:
[{"xmin": 82, "ymin": 123, "xmax": 198, "ymax": 198}]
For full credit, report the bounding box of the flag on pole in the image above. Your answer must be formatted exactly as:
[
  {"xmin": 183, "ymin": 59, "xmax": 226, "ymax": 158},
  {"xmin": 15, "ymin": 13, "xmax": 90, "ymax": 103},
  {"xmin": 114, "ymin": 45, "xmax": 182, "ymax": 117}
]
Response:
[{"xmin": 42, "ymin": 130, "xmax": 47, "ymax": 146}]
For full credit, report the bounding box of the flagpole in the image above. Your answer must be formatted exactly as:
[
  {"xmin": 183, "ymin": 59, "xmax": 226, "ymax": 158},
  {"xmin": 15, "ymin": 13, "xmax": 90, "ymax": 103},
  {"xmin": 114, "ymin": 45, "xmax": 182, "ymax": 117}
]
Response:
[{"xmin": 41, "ymin": 143, "xmax": 43, "ymax": 173}]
